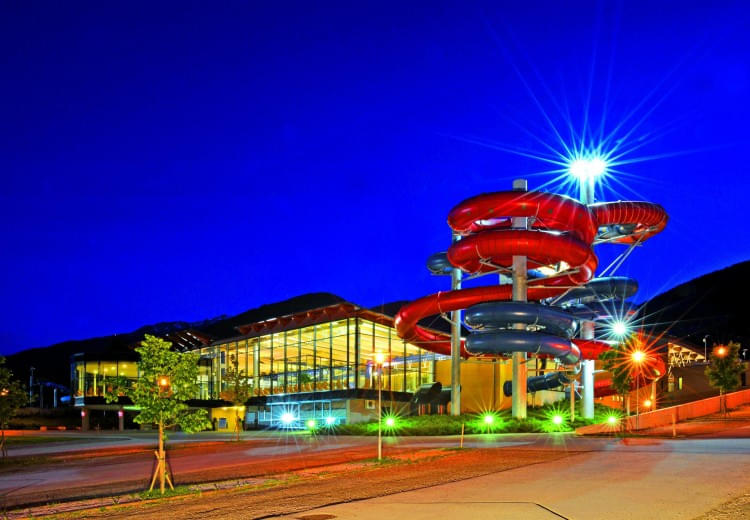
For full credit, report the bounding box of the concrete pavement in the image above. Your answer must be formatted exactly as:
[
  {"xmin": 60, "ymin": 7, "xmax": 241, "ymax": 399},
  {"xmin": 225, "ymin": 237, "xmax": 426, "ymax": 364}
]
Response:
[{"xmin": 272, "ymin": 437, "xmax": 750, "ymax": 520}]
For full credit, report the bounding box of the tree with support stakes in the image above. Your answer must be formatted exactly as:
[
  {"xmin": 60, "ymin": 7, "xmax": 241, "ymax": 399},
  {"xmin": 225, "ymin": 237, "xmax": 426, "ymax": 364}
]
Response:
[
  {"xmin": 0, "ymin": 357, "xmax": 27, "ymax": 460},
  {"xmin": 220, "ymin": 354, "xmax": 252, "ymax": 441},
  {"xmin": 705, "ymin": 342, "xmax": 744, "ymax": 416},
  {"xmin": 106, "ymin": 335, "xmax": 210, "ymax": 494},
  {"xmin": 599, "ymin": 342, "xmax": 634, "ymax": 426}
]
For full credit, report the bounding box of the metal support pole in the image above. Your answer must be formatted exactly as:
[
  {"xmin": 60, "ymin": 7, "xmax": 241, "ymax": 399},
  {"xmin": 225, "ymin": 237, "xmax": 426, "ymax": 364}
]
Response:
[
  {"xmin": 581, "ymin": 322, "xmax": 595, "ymax": 419},
  {"xmin": 450, "ymin": 233, "xmax": 463, "ymax": 416},
  {"xmin": 579, "ymin": 175, "xmax": 596, "ymax": 420},
  {"xmin": 511, "ymin": 179, "xmax": 528, "ymax": 420},
  {"xmin": 570, "ymin": 382, "xmax": 575, "ymax": 421},
  {"xmin": 650, "ymin": 381, "xmax": 657, "ymax": 410},
  {"xmin": 377, "ymin": 364, "xmax": 382, "ymax": 460},
  {"xmin": 636, "ymin": 377, "xmax": 640, "ymax": 430}
]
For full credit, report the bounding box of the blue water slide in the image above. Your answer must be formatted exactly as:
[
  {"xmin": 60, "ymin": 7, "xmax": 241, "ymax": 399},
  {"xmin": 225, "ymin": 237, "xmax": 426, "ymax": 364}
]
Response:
[
  {"xmin": 426, "ymin": 252, "xmax": 453, "ymax": 275},
  {"xmin": 426, "ymin": 251, "xmax": 549, "ymax": 278},
  {"xmin": 503, "ymin": 371, "xmax": 571, "ymax": 397},
  {"xmin": 465, "ymin": 330, "xmax": 581, "ymax": 365},
  {"xmin": 556, "ymin": 276, "xmax": 638, "ymax": 305},
  {"xmin": 564, "ymin": 300, "xmax": 640, "ymax": 321},
  {"xmin": 466, "ymin": 301, "xmax": 578, "ymax": 338}
]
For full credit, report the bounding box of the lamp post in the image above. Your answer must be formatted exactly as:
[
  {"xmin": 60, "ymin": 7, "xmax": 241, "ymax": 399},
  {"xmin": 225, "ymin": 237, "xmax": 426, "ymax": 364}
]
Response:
[
  {"xmin": 703, "ymin": 335, "xmax": 710, "ymax": 362},
  {"xmin": 375, "ymin": 352, "xmax": 385, "ymax": 461},
  {"xmin": 631, "ymin": 350, "xmax": 645, "ymax": 429}
]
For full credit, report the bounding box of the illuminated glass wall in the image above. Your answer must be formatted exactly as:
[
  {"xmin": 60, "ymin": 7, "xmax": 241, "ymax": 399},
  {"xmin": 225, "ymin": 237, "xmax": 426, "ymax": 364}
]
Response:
[
  {"xmin": 208, "ymin": 317, "xmax": 435, "ymax": 399},
  {"xmin": 70, "ymin": 359, "xmax": 138, "ymax": 398}
]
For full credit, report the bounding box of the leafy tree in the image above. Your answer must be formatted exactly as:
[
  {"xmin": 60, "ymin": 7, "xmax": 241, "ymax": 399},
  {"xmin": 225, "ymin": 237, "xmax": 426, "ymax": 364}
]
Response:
[
  {"xmin": 599, "ymin": 342, "xmax": 634, "ymax": 419},
  {"xmin": 220, "ymin": 354, "xmax": 252, "ymax": 440},
  {"xmin": 106, "ymin": 335, "xmax": 210, "ymax": 494},
  {"xmin": 705, "ymin": 342, "xmax": 744, "ymax": 415},
  {"xmin": 0, "ymin": 357, "xmax": 27, "ymax": 459}
]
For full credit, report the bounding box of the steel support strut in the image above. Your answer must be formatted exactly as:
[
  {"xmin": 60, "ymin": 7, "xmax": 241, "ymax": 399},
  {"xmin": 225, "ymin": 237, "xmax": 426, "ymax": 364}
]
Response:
[
  {"xmin": 580, "ymin": 175, "xmax": 595, "ymax": 419},
  {"xmin": 511, "ymin": 178, "xmax": 528, "ymax": 419},
  {"xmin": 450, "ymin": 232, "xmax": 462, "ymax": 416}
]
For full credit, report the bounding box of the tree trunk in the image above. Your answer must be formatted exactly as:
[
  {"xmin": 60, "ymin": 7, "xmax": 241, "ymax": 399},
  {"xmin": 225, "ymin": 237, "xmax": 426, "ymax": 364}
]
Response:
[
  {"xmin": 235, "ymin": 412, "xmax": 241, "ymax": 442},
  {"xmin": 158, "ymin": 422, "xmax": 165, "ymax": 494}
]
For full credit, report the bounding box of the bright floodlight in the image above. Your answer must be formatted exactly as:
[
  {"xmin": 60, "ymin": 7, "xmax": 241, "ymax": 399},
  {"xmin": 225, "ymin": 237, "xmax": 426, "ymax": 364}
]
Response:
[
  {"xmin": 280, "ymin": 412, "xmax": 294, "ymax": 425},
  {"xmin": 306, "ymin": 419, "xmax": 316, "ymax": 429},
  {"xmin": 385, "ymin": 417, "xmax": 395, "ymax": 427},
  {"xmin": 552, "ymin": 414, "xmax": 564, "ymax": 425},
  {"xmin": 325, "ymin": 416, "xmax": 336, "ymax": 426},
  {"xmin": 631, "ymin": 350, "xmax": 646, "ymax": 363},
  {"xmin": 568, "ymin": 156, "xmax": 608, "ymax": 180},
  {"xmin": 612, "ymin": 321, "xmax": 629, "ymax": 338},
  {"xmin": 483, "ymin": 413, "xmax": 494, "ymax": 424},
  {"xmin": 607, "ymin": 415, "xmax": 619, "ymax": 425},
  {"xmin": 375, "ymin": 352, "xmax": 386, "ymax": 364}
]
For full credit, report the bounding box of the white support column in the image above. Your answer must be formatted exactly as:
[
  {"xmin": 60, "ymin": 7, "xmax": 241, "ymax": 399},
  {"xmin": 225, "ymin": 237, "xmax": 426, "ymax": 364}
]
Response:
[
  {"xmin": 511, "ymin": 178, "xmax": 528, "ymax": 420},
  {"xmin": 450, "ymin": 233, "xmax": 463, "ymax": 416},
  {"xmin": 580, "ymin": 175, "xmax": 596, "ymax": 420},
  {"xmin": 581, "ymin": 322, "xmax": 595, "ymax": 419}
]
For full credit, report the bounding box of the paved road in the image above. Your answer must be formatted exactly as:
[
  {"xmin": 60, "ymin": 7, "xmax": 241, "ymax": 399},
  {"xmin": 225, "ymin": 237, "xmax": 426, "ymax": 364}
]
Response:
[
  {"xmin": 5, "ymin": 411, "xmax": 750, "ymax": 517},
  {"xmin": 272, "ymin": 436, "xmax": 750, "ymax": 520}
]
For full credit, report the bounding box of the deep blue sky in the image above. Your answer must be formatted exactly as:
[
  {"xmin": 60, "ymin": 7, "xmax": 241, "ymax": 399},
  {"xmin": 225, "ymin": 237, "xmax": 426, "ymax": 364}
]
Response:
[{"xmin": 2, "ymin": 1, "xmax": 749, "ymax": 354}]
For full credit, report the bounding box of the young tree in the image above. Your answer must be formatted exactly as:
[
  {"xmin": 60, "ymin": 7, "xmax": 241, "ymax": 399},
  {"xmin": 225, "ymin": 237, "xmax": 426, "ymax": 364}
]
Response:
[
  {"xmin": 705, "ymin": 342, "xmax": 744, "ymax": 415},
  {"xmin": 220, "ymin": 354, "xmax": 252, "ymax": 441},
  {"xmin": 106, "ymin": 335, "xmax": 210, "ymax": 494},
  {"xmin": 599, "ymin": 343, "xmax": 634, "ymax": 421},
  {"xmin": 0, "ymin": 357, "xmax": 27, "ymax": 459}
]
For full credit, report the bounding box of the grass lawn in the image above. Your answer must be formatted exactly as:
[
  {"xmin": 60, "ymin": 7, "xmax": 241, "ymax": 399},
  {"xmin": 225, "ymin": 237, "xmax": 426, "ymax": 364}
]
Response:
[{"xmin": 4, "ymin": 435, "xmax": 106, "ymax": 446}]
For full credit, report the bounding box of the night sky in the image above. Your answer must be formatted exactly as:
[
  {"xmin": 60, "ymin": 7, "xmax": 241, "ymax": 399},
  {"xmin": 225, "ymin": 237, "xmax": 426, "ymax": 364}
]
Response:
[{"xmin": 2, "ymin": 1, "xmax": 749, "ymax": 354}]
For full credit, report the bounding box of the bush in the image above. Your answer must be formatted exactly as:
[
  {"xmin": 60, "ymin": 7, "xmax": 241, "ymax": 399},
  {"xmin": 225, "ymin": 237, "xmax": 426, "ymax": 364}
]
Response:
[{"xmin": 327, "ymin": 403, "xmax": 613, "ymax": 436}]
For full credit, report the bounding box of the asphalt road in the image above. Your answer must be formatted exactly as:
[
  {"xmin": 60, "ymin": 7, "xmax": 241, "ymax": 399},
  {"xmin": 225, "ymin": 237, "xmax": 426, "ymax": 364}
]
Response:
[
  {"xmin": 271, "ymin": 436, "xmax": 750, "ymax": 520},
  {"xmin": 4, "ymin": 409, "xmax": 750, "ymax": 517}
]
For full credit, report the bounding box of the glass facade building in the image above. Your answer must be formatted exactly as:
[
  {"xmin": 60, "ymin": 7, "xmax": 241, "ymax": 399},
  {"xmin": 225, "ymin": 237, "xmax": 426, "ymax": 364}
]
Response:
[
  {"xmin": 71, "ymin": 353, "xmax": 139, "ymax": 402},
  {"xmin": 201, "ymin": 316, "xmax": 438, "ymax": 400},
  {"xmin": 70, "ymin": 304, "xmax": 447, "ymax": 423}
]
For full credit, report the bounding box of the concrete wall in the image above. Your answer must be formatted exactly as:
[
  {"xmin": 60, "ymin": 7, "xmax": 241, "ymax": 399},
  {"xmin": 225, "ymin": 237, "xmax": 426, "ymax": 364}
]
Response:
[
  {"xmin": 209, "ymin": 406, "xmax": 245, "ymax": 432},
  {"xmin": 576, "ymin": 387, "xmax": 750, "ymax": 435},
  {"xmin": 435, "ymin": 359, "xmax": 565, "ymax": 413}
]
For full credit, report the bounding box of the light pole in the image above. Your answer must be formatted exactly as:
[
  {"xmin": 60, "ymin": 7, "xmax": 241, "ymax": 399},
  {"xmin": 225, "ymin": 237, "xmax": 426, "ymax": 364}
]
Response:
[
  {"xmin": 631, "ymin": 350, "xmax": 645, "ymax": 429},
  {"xmin": 703, "ymin": 335, "xmax": 710, "ymax": 362},
  {"xmin": 375, "ymin": 352, "xmax": 385, "ymax": 461},
  {"xmin": 570, "ymin": 157, "xmax": 605, "ymax": 420}
]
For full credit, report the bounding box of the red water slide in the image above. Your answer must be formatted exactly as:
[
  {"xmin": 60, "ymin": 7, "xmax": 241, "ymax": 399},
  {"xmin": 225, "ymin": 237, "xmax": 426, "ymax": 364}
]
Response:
[{"xmin": 394, "ymin": 190, "xmax": 668, "ymax": 385}]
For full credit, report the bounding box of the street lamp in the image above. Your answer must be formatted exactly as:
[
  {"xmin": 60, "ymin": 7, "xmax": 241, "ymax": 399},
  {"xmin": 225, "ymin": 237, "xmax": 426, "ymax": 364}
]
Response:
[
  {"xmin": 703, "ymin": 335, "xmax": 710, "ymax": 362},
  {"xmin": 631, "ymin": 350, "xmax": 645, "ymax": 429},
  {"xmin": 157, "ymin": 375, "xmax": 171, "ymax": 395},
  {"xmin": 375, "ymin": 352, "xmax": 386, "ymax": 461},
  {"xmin": 611, "ymin": 321, "xmax": 630, "ymax": 339}
]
